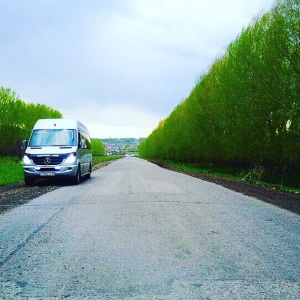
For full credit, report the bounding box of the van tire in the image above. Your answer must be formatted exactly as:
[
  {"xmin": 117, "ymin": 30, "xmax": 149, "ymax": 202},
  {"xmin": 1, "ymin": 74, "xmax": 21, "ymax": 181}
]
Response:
[
  {"xmin": 24, "ymin": 177, "xmax": 34, "ymax": 186},
  {"xmin": 85, "ymin": 163, "xmax": 92, "ymax": 179},
  {"xmin": 72, "ymin": 165, "xmax": 81, "ymax": 185}
]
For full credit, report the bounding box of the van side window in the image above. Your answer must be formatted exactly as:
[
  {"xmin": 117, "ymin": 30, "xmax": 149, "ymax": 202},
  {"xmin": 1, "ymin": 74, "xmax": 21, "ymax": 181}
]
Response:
[{"xmin": 78, "ymin": 129, "xmax": 91, "ymax": 150}]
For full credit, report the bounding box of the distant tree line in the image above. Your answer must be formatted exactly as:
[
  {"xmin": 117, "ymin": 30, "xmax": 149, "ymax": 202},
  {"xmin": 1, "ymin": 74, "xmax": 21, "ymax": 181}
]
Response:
[
  {"xmin": 0, "ymin": 87, "xmax": 62, "ymax": 156},
  {"xmin": 139, "ymin": 0, "xmax": 300, "ymax": 175}
]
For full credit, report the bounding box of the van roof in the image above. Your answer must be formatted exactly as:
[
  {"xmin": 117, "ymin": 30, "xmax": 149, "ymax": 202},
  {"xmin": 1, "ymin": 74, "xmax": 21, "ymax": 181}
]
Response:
[{"xmin": 33, "ymin": 119, "xmax": 86, "ymax": 130}]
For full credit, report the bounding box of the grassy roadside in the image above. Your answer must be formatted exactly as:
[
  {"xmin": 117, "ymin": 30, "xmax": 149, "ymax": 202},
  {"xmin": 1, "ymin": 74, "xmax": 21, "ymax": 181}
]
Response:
[
  {"xmin": 0, "ymin": 155, "xmax": 123, "ymax": 186},
  {"xmin": 0, "ymin": 156, "xmax": 23, "ymax": 186},
  {"xmin": 152, "ymin": 160, "xmax": 300, "ymax": 195}
]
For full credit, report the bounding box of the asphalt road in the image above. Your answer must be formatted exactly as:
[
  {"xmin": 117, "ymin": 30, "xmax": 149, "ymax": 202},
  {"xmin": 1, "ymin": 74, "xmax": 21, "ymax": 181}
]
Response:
[{"xmin": 0, "ymin": 157, "xmax": 299, "ymax": 299}]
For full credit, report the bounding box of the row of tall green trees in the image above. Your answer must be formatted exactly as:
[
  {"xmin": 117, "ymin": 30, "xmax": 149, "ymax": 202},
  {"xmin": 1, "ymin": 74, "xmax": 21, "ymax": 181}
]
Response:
[
  {"xmin": 0, "ymin": 87, "xmax": 62, "ymax": 155},
  {"xmin": 139, "ymin": 0, "xmax": 300, "ymax": 175}
]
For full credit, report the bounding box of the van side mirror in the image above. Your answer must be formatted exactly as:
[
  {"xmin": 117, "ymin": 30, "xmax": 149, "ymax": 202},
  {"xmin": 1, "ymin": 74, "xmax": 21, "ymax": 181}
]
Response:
[
  {"xmin": 80, "ymin": 139, "xmax": 86, "ymax": 149},
  {"xmin": 22, "ymin": 140, "xmax": 28, "ymax": 150}
]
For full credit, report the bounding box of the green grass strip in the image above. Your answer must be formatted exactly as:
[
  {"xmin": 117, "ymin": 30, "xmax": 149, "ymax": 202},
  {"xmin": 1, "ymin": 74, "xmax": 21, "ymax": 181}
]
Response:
[{"xmin": 0, "ymin": 156, "xmax": 24, "ymax": 185}]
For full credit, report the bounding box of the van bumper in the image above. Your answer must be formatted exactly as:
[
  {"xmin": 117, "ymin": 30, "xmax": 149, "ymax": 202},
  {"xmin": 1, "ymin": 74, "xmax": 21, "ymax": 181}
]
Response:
[{"xmin": 23, "ymin": 164, "xmax": 78, "ymax": 179}]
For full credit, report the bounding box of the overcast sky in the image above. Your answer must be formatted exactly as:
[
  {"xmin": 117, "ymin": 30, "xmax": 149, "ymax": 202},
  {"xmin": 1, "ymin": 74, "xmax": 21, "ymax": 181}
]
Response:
[{"xmin": 0, "ymin": 0, "xmax": 275, "ymax": 138}]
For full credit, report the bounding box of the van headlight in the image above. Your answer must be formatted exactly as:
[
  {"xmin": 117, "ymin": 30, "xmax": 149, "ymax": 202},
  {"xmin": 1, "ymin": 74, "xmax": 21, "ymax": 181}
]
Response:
[
  {"xmin": 23, "ymin": 154, "xmax": 32, "ymax": 165},
  {"xmin": 64, "ymin": 152, "xmax": 77, "ymax": 164}
]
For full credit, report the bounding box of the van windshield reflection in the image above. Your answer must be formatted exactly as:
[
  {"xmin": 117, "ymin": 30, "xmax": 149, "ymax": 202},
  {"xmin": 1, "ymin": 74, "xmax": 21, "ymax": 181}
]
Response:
[{"xmin": 29, "ymin": 129, "xmax": 77, "ymax": 147}]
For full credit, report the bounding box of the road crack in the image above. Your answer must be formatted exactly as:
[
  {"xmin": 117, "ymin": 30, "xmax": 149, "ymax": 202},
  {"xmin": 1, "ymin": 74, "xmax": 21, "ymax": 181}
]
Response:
[{"xmin": 0, "ymin": 205, "xmax": 65, "ymax": 268}]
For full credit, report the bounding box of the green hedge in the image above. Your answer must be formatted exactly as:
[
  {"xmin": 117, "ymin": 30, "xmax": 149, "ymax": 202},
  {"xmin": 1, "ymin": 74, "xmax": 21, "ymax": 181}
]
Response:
[{"xmin": 91, "ymin": 139, "xmax": 105, "ymax": 156}]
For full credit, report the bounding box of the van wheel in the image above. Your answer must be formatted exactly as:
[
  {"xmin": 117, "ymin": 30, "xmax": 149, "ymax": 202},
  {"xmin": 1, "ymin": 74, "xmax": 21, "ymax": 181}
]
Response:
[
  {"xmin": 72, "ymin": 165, "xmax": 81, "ymax": 185},
  {"xmin": 24, "ymin": 177, "xmax": 34, "ymax": 186},
  {"xmin": 85, "ymin": 163, "xmax": 92, "ymax": 179}
]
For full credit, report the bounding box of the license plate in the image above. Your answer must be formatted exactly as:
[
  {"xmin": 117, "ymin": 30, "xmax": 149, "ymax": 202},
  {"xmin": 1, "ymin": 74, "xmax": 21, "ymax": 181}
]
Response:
[{"xmin": 40, "ymin": 172, "xmax": 55, "ymax": 176}]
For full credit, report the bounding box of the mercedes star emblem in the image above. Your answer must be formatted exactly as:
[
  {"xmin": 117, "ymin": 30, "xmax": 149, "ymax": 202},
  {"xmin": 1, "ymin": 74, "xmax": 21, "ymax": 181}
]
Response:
[{"xmin": 44, "ymin": 158, "xmax": 51, "ymax": 165}]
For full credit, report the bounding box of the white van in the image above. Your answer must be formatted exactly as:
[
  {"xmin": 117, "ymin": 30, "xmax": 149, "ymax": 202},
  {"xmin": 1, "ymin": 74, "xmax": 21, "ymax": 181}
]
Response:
[{"xmin": 22, "ymin": 119, "xmax": 92, "ymax": 185}]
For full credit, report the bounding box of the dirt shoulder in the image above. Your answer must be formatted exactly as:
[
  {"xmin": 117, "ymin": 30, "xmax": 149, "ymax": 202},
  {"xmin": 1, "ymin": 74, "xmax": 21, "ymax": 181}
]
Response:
[
  {"xmin": 150, "ymin": 160, "xmax": 300, "ymax": 215},
  {"xmin": 1, "ymin": 160, "xmax": 299, "ymax": 215},
  {"xmin": 0, "ymin": 161, "xmax": 112, "ymax": 214}
]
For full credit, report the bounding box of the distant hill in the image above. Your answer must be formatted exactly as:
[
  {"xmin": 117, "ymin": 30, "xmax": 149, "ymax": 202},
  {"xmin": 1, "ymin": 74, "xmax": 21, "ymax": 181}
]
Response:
[{"xmin": 98, "ymin": 138, "xmax": 146, "ymax": 155}]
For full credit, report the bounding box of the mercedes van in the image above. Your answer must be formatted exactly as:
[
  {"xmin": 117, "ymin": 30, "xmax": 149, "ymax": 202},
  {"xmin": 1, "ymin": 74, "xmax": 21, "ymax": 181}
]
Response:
[{"xmin": 22, "ymin": 119, "xmax": 92, "ymax": 185}]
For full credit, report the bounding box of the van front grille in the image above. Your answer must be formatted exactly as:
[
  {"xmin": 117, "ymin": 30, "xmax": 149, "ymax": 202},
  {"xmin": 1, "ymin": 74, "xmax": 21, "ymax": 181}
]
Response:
[{"xmin": 28, "ymin": 154, "xmax": 67, "ymax": 166}]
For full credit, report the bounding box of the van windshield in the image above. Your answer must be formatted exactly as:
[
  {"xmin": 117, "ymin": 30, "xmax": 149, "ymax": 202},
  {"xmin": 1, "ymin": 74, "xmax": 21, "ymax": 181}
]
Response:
[{"xmin": 29, "ymin": 129, "xmax": 77, "ymax": 147}]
